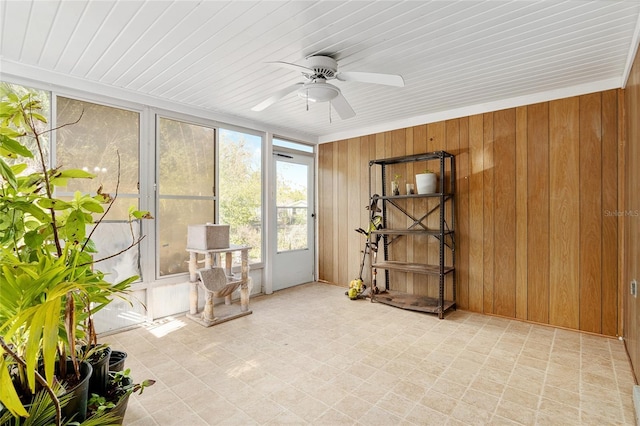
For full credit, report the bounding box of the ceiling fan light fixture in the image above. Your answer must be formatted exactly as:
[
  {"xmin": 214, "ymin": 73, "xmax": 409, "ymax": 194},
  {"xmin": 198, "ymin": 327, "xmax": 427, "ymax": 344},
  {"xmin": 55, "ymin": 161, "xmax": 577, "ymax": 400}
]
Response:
[{"xmin": 297, "ymin": 81, "xmax": 340, "ymax": 102}]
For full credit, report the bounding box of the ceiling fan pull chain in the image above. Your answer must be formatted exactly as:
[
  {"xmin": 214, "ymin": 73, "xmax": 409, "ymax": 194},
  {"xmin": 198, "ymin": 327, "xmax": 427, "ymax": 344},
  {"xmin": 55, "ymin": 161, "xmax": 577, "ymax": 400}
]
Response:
[
  {"xmin": 306, "ymin": 89, "xmax": 309, "ymax": 111},
  {"xmin": 329, "ymin": 102, "xmax": 332, "ymax": 123}
]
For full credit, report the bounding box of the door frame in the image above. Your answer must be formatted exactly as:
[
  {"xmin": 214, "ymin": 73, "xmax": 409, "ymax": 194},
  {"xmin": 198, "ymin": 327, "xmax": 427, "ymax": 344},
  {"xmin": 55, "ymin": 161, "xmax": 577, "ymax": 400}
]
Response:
[{"xmin": 266, "ymin": 146, "xmax": 316, "ymax": 292}]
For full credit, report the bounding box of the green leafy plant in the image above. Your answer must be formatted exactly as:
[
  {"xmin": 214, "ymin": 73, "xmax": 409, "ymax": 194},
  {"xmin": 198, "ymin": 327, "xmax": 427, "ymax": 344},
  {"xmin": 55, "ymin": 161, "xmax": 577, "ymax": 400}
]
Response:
[
  {"xmin": 86, "ymin": 394, "xmax": 115, "ymax": 415},
  {"xmin": 0, "ymin": 85, "xmax": 150, "ymax": 424},
  {"xmin": 86, "ymin": 369, "xmax": 154, "ymax": 421}
]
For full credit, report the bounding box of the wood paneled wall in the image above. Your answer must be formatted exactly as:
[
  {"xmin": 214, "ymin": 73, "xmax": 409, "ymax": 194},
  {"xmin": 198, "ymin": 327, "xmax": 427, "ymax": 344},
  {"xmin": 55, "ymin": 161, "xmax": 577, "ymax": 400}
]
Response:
[
  {"xmin": 319, "ymin": 90, "xmax": 622, "ymax": 336},
  {"xmin": 623, "ymin": 46, "xmax": 640, "ymax": 380}
]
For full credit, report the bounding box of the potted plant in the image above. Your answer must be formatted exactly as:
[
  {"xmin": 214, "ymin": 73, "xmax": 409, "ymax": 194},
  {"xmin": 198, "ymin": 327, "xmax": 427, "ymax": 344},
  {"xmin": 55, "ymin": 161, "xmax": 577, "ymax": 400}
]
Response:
[
  {"xmin": 0, "ymin": 85, "xmax": 150, "ymax": 424},
  {"xmin": 108, "ymin": 350, "xmax": 127, "ymax": 372},
  {"xmin": 415, "ymin": 169, "xmax": 437, "ymax": 194},
  {"xmin": 391, "ymin": 174, "xmax": 401, "ymax": 195},
  {"xmin": 86, "ymin": 369, "xmax": 154, "ymax": 425}
]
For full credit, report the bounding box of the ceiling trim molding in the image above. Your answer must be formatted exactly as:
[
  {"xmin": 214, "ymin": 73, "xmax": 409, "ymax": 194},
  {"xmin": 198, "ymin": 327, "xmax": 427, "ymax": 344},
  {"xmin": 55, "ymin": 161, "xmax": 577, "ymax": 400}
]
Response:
[
  {"xmin": 318, "ymin": 77, "xmax": 621, "ymax": 144},
  {"xmin": 622, "ymin": 12, "xmax": 640, "ymax": 88},
  {"xmin": 0, "ymin": 59, "xmax": 318, "ymax": 144}
]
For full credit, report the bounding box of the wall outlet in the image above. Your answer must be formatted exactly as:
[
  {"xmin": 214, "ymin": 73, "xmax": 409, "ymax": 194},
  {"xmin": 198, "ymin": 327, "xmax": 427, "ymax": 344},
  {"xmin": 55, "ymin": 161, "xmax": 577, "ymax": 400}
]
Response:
[{"xmin": 632, "ymin": 279, "xmax": 638, "ymax": 298}]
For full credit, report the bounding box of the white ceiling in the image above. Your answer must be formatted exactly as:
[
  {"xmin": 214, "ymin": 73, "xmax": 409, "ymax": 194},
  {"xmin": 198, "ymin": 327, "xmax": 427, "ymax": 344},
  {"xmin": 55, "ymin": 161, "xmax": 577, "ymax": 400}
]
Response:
[{"xmin": 1, "ymin": 0, "xmax": 640, "ymax": 144}]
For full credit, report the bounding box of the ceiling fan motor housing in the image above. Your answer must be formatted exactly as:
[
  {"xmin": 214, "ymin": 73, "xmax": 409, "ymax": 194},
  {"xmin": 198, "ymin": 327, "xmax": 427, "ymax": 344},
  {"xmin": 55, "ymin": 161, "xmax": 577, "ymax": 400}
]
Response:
[{"xmin": 306, "ymin": 55, "xmax": 338, "ymax": 79}]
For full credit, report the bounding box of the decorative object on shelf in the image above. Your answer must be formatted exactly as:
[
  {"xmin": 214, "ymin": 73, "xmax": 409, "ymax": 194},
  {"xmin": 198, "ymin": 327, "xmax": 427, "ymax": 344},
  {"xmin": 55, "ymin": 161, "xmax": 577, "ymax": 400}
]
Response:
[
  {"xmin": 415, "ymin": 169, "xmax": 437, "ymax": 194},
  {"xmin": 391, "ymin": 174, "xmax": 401, "ymax": 195},
  {"xmin": 368, "ymin": 151, "xmax": 456, "ymax": 319},
  {"xmin": 406, "ymin": 183, "xmax": 415, "ymax": 194}
]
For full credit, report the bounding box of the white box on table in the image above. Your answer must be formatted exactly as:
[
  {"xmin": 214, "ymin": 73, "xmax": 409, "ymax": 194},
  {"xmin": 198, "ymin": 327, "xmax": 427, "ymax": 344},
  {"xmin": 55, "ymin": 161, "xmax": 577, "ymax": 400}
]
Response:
[{"xmin": 187, "ymin": 224, "xmax": 230, "ymax": 249}]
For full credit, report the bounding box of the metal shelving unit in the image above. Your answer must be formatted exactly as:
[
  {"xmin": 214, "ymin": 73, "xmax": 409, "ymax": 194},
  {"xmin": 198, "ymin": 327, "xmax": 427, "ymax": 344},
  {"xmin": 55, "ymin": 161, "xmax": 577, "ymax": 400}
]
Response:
[{"xmin": 368, "ymin": 151, "xmax": 456, "ymax": 319}]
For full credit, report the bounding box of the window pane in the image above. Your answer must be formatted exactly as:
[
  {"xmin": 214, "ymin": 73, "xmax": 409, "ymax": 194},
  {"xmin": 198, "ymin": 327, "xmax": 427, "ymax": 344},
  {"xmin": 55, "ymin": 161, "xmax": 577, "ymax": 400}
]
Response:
[
  {"xmin": 158, "ymin": 117, "xmax": 215, "ymax": 277},
  {"xmin": 276, "ymin": 161, "xmax": 308, "ymax": 252},
  {"xmin": 57, "ymin": 97, "xmax": 139, "ymax": 195},
  {"xmin": 218, "ymin": 129, "xmax": 262, "ymax": 263},
  {"xmin": 55, "ymin": 97, "xmax": 142, "ymax": 281},
  {"xmin": 158, "ymin": 118, "xmax": 214, "ymax": 196},
  {"xmin": 273, "ymin": 138, "xmax": 313, "ymax": 153},
  {"xmin": 158, "ymin": 199, "xmax": 214, "ymax": 276}
]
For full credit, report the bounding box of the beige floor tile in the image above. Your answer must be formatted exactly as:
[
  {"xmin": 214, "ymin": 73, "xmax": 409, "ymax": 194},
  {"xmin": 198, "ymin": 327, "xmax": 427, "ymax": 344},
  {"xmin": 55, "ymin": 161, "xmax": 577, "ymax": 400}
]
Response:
[
  {"xmin": 495, "ymin": 399, "xmax": 537, "ymax": 425},
  {"xmin": 358, "ymin": 405, "xmax": 404, "ymax": 426},
  {"xmin": 103, "ymin": 282, "xmax": 635, "ymax": 426},
  {"xmin": 419, "ymin": 388, "xmax": 459, "ymax": 415}
]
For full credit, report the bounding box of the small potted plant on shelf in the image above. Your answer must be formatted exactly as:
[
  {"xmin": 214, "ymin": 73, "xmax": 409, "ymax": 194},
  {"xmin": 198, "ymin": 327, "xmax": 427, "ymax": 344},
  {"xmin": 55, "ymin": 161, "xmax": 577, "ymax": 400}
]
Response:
[
  {"xmin": 0, "ymin": 84, "xmax": 151, "ymax": 425},
  {"xmin": 391, "ymin": 174, "xmax": 401, "ymax": 195},
  {"xmin": 415, "ymin": 169, "xmax": 437, "ymax": 194}
]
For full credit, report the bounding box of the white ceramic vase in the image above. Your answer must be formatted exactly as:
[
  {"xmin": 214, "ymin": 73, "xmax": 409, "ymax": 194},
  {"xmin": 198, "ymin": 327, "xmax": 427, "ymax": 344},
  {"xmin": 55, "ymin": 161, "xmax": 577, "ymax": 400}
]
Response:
[{"xmin": 415, "ymin": 173, "xmax": 437, "ymax": 194}]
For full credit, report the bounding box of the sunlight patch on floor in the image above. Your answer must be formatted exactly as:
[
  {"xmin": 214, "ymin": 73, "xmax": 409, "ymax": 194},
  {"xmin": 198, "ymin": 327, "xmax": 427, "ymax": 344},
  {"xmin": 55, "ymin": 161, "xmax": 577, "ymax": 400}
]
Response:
[{"xmin": 142, "ymin": 316, "xmax": 187, "ymax": 338}]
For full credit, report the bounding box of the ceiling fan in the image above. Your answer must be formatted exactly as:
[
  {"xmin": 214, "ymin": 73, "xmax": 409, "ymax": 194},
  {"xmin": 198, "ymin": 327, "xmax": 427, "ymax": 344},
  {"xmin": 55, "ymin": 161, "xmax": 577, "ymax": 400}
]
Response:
[{"xmin": 251, "ymin": 55, "xmax": 404, "ymax": 120}]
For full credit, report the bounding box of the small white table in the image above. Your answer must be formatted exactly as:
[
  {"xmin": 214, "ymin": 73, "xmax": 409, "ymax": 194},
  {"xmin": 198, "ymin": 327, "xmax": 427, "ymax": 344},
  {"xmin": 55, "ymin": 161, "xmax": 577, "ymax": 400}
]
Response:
[{"xmin": 185, "ymin": 245, "xmax": 252, "ymax": 327}]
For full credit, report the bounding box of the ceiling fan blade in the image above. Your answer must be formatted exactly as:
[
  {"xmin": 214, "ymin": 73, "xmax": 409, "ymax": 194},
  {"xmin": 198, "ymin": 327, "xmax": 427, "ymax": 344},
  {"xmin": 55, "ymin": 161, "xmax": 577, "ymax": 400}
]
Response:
[
  {"xmin": 268, "ymin": 61, "xmax": 314, "ymax": 74},
  {"xmin": 251, "ymin": 83, "xmax": 304, "ymax": 111},
  {"xmin": 336, "ymin": 71, "xmax": 405, "ymax": 87},
  {"xmin": 330, "ymin": 92, "xmax": 356, "ymax": 120}
]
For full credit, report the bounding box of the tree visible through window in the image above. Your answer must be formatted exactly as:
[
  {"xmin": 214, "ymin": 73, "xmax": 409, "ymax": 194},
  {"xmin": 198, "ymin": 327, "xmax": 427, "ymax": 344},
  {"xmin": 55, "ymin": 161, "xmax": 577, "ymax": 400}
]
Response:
[
  {"xmin": 158, "ymin": 117, "xmax": 215, "ymax": 276},
  {"xmin": 218, "ymin": 129, "xmax": 262, "ymax": 263}
]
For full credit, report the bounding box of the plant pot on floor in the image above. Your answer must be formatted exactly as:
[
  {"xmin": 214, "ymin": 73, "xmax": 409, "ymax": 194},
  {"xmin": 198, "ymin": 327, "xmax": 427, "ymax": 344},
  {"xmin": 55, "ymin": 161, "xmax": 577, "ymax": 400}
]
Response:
[
  {"xmin": 56, "ymin": 360, "xmax": 93, "ymax": 423},
  {"xmin": 108, "ymin": 375, "xmax": 133, "ymax": 425},
  {"xmin": 416, "ymin": 172, "xmax": 437, "ymax": 194},
  {"xmin": 109, "ymin": 350, "xmax": 127, "ymax": 372},
  {"xmin": 87, "ymin": 345, "xmax": 112, "ymax": 397}
]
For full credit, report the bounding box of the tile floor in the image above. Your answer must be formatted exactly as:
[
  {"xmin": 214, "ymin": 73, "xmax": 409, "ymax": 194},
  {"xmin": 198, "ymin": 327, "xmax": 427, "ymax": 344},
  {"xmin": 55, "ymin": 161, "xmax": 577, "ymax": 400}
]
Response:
[{"xmin": 103, "ymin": 282, "xmax": 638, "ymax": 425}]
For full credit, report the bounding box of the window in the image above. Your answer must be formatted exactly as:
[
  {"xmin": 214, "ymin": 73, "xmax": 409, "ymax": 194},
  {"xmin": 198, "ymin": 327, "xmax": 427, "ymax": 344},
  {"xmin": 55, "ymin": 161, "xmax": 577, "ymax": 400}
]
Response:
[
  {"xmin": 55, "ymin": 97, "xmax": 141, "ymax": 283},
  {"xmin": 273, "ymin": 138, "xmax": 314, "ymax": 153},
  {"xmin": 218, "ymin": 129, "xmax": 262, "ymax": 263},
  {"xmin": 158, "ymin": 117, "xmax": 215, "ymax": 276}
]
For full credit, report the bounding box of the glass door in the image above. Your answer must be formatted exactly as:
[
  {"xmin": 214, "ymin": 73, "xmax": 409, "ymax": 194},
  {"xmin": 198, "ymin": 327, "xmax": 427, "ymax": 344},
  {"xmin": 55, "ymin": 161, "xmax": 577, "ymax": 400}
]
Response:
[{"xmin": 271, "ymin": 151, "xmax": 315, "ymax": 290}]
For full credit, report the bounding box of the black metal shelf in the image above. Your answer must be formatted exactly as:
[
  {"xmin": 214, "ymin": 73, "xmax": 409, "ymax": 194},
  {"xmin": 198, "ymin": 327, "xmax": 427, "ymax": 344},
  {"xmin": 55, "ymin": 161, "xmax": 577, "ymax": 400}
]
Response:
[{"xmin": 368, "ymin": 150, "xmax": 456, "ymax": 319}]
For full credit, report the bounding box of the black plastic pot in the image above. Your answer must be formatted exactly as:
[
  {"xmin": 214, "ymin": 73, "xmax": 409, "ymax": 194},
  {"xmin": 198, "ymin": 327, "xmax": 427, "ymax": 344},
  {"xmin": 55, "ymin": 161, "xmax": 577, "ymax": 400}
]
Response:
[
  {"xmin": 88, "ymin": 345, "xmax": 112, "ymax": 396},
  {"xmin": 109, "ymin": 350, "xmax": 127, "ymax": 372},
  {"xmin": 109, "ymin": 376, "xmax": 133, "ymax": 425},
  {"xmin": 57, "ymin": 360, "xmax": 93, "ymax": 422}
]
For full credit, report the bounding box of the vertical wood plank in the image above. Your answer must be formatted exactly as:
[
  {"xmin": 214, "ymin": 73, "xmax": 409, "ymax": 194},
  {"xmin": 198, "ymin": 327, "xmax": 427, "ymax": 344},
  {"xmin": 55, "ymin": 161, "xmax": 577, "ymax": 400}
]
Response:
[
  {"xmin": 601, "ymin": 89, "xmax": 618, "ymax": 336},
  {"xmin": 413, "ymin": 125, "xmax": 429, "ymax": 296},
  {"xmin": 389, "ymin": 129, "xmax": 408, "ymax": 293},
  {"xmin": 405, "ymin": 127, "xmax": 414, "ymax": 294},
  {"xmin": 445, "ymin": 119, "xmax": 460, "ymax": 301},
  {"xmin": 374, "ymin": 133, "xmax": 386, "ymax": 290},
  {"xmin": 359, "ymin": 136, "xmax": 374, "ymax": 283},
  {"xmin": 515, "ymin": 106, "xmax": 528, "ymax": 320},
  {"xmin": 483, "ymin": 112, "xmax": 495, "ymax": 313},
  {"xmin": 331, "ymin": 141, "xmax": 340, "ymax": 283},
  {"xmin": 457, "ymin": 117, "xmax": 470, "ymax": 309},
  {"xmin": 494, "ymin": 108, "xmax": 516, "ymax": 317},
  {"xmin": 579, "ymin": 93, "xmax": 603, "ymax": 333},
  {"xmin": 468, "ymin": 114, "xmax": 484, "ymax": 312},
  {"xmin": 549, "ymin": 97, "xmax": 580, "ymax": 329},
  {"xmin": 337, "ymin": 140, "xmax": 349, "ymax": 286},
  {"xmin": 527, "ymin": 103, "xmax": 550, "ymax": 324},
  {"xmin": 347, "ymin": 138, "xmax": 361, "ymax": 285},
  {"xmin": 427, "ymin": 122, "xmax": 446, "ymax": 298},
  {"xmin": 317, "ymin": 142, "xmax": 334, "ymax": 282}
]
